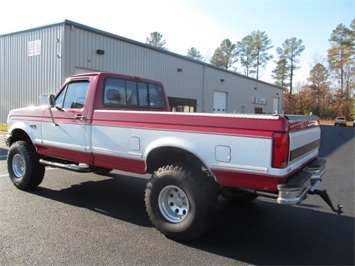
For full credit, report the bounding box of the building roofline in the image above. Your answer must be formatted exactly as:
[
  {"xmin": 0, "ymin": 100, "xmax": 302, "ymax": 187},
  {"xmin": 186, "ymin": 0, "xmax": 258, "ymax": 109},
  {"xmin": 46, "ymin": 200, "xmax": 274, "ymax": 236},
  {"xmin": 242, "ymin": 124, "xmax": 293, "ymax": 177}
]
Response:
[
  {"xmin": 0, "ymin": 20, "xmax": 66, "ymax": 37},
  {"xmin": 1, "ymin": 19, "xmax": 284, "ymax": 90}
]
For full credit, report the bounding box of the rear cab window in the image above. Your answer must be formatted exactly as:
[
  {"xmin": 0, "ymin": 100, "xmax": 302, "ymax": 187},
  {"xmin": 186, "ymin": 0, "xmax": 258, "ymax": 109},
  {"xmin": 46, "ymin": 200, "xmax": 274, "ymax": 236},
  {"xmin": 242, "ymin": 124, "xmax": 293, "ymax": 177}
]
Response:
[{"xmin": 103, "ymin": 77, "xmax": 166, "ymax": 109}]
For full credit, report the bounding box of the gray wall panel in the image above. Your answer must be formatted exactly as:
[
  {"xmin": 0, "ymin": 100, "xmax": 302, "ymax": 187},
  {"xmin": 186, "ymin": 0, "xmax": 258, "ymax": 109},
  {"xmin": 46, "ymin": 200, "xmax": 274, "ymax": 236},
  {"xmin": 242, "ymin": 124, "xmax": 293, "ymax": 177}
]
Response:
[
  {"xmin": 0, "ymin": 25, "xmax": 64, "ymax": 122},
  {"xmin": 0, "ymin": 20, "xmax": 283, "ymax": 123},
  {"xmin": 69, "ymin": 27, "xmax": 205, "ymax": 110}
]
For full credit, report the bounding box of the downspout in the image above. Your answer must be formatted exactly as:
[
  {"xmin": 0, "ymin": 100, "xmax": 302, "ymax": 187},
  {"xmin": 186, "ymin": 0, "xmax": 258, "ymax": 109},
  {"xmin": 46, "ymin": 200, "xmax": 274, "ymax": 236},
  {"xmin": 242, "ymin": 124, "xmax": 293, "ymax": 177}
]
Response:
[{"xmin": 202, "ymin": 64, "xmax": 206, "ymax": 112}]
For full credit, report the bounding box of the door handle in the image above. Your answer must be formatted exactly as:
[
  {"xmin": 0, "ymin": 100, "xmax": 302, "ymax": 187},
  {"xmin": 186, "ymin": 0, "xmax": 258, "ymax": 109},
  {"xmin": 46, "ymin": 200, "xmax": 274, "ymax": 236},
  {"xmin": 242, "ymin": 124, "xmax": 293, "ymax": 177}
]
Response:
[{"xmin": 75, "ymin": 114, "xmax": 85, "ymax": 120}]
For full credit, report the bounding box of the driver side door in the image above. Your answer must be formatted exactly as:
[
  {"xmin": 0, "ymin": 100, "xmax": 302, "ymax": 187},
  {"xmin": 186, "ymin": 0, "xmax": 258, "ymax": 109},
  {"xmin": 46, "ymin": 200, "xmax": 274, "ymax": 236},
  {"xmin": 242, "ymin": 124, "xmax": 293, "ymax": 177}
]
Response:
[{"xmin": 41, "ymin": 80, "xmax": 90, "ymax": 163}]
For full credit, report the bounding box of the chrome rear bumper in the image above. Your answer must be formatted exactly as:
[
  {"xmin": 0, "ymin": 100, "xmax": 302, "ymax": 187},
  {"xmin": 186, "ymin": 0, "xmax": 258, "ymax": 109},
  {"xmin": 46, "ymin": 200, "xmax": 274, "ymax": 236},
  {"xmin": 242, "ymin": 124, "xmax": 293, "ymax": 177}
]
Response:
[{"xmin": 277, "ymin": 158, "xmax": 326, "ymax": 205}]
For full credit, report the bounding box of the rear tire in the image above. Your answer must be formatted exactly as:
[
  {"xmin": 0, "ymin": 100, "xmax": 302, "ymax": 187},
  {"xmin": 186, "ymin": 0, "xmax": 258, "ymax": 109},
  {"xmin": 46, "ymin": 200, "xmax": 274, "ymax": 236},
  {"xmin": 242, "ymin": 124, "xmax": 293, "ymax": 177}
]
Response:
[
  {"xmin": 145, "ymin": 164, "xmax": 218, "ymax": 241},
  {"xmin": 7, "ymin": 140, "xmax": 45, "ymax": 190}
]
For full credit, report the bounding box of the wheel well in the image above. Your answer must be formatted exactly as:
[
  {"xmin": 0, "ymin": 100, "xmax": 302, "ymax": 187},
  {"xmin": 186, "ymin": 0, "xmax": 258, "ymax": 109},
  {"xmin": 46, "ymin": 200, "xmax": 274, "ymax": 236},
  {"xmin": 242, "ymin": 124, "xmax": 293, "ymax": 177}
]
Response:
[
  {"xmin": 9, "ymin": 129, "xmax": 31, "ymax": 146},
  {"xmin": 146, "ymin": 147, "xmax": 206, "ymax": 174}
]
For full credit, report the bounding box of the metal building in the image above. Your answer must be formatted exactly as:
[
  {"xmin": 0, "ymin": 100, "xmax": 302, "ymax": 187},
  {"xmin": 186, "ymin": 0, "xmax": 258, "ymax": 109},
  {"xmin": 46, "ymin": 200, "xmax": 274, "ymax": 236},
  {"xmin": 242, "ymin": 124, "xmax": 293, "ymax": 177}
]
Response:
[{"xmin": 0, "ymin": 20, "xmax": 283, "ymax": 123}]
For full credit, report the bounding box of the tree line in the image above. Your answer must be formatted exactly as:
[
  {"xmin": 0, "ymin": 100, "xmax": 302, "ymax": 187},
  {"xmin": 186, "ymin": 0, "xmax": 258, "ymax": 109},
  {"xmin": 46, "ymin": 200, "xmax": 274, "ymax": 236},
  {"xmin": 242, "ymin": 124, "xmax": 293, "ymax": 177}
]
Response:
[{"xmin": 146, "ymin": 19, "xmax": 355, "ymax": 120}]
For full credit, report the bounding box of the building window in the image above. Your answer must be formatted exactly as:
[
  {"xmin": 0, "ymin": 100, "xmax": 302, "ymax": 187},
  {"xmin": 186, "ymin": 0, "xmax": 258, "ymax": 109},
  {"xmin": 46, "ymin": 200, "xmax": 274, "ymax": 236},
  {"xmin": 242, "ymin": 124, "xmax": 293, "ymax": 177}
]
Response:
[
  {"xmin": 168, "ymin": 97, "xmax": 196, "ymax": 112},
  {"xmin": 254, "ymin": 107, "xmax": 263, "ymax": 114}
]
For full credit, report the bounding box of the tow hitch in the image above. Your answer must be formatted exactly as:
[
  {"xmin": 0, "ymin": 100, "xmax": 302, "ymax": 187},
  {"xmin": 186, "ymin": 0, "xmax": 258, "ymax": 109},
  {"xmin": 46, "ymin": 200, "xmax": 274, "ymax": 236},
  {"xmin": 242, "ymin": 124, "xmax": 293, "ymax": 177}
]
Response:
[{"xmin": 309, "ymin": 189, "xmax": 343, "ymax": 214}]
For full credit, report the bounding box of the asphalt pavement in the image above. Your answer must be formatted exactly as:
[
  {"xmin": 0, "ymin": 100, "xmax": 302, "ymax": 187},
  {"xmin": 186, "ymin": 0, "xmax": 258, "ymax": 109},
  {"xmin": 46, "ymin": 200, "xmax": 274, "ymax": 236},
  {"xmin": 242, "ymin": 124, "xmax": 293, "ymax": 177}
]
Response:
[{"xmin": 0, "ymin": 126, "xmax": 354, "ymax": 265}]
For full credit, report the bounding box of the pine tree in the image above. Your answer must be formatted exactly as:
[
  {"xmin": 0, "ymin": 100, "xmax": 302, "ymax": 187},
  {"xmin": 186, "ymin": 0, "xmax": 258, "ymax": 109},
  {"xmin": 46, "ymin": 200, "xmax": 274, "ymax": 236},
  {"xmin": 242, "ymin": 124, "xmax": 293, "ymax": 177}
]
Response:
[
  {"xmin": 237, "ymin": 35, "xmax": 255, "ymax": 77},
  {"xmin": 250, "ymin": 30, "xmax": 273, "ymax": 80},
  {"xmin": 146, "ymin": 32, "xmax": 167, "ymax": 50},
  {"xmin": 272, "ymin": 58, "xmax": 290, "ymax": 89},
  {"xmin": 186, "ymin": 47, "xmax": 204, "ymax": 61},
  {"xmin": 210, "ymin": 39, "xmax": 238, "ymax": 70},
  {"xmin": 327, "ymin": 20, "xmax": 355, "ymax": 100},
  {"xmin": 276, "ymin": 37, "xmax": 305, "ymax": 95},
  {"xmin": 305, "ymin": 63, "xmax": 331, "ymax": 117}
]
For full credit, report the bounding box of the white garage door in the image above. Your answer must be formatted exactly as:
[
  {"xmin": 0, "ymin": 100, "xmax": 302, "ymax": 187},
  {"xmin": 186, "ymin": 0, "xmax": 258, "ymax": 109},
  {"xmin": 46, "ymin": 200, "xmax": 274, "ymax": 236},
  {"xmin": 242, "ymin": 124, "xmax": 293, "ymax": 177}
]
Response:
[{"xmin": 213, "ymin": 91, "xmax": 227, "ymax": 113}]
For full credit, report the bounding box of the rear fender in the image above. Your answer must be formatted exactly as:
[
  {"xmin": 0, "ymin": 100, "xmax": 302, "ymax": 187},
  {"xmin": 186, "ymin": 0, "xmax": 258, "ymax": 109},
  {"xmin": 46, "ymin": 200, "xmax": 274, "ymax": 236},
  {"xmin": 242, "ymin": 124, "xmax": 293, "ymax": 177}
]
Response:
[{"xmin": 144, "ymin": 136, "xmax": 210, "ymax": 172}]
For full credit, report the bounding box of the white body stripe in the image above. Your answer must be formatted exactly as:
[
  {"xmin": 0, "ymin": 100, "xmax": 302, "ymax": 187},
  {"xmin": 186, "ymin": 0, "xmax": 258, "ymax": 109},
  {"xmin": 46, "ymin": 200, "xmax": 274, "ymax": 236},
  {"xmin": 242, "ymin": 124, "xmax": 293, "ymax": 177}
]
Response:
[
  {"xmin": 91, "ymin": 125, "xmax": 272, "ymax": 175},
  {"xmin": 8, "ymin": 114, "xmax": 320, "ymax": 179}
]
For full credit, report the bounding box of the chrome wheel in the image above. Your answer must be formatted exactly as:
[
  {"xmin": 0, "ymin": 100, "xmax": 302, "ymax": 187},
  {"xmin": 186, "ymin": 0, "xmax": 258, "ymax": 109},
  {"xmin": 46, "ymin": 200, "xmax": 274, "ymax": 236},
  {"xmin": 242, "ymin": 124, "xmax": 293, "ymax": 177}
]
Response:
[
  {"xmin": 12, "ymin": 154, "xmax": 25, "ymax": 178},
  {"xmin": 158, "ymin": 185, "xmax": 189, "ymax": 223}
]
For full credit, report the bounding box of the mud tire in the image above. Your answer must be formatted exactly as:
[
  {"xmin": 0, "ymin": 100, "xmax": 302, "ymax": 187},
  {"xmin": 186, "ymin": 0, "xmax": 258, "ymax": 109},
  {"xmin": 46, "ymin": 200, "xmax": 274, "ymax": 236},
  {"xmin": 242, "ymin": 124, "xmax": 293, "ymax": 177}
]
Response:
[
  {"xmin": 7, "ymin": 141, "xmax": 45, "ymax": 190},
  {"xmin": 145, "ymin": 164, "xmax": 218, "ymax": 241}
]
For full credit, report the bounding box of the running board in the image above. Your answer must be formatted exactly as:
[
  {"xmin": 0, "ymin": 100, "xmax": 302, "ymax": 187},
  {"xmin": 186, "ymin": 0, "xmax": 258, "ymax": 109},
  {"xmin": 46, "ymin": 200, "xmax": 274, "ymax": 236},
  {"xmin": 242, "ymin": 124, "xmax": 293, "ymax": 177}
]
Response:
[{"xmin": 39, "ymin": 159, "xmax": 92, "ymax": 173}]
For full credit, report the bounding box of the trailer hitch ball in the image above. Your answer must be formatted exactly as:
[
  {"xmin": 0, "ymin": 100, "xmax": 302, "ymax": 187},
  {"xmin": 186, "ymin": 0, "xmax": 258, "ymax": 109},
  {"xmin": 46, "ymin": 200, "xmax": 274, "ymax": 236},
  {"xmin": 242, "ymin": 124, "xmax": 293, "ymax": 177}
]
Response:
[
  {"xmin": 336, "ymin": 204, "xmax": 343, "ymax": 214},
  {"xmin": 310, "ymin": 189, "xmax": 343, "ymax": 215}
]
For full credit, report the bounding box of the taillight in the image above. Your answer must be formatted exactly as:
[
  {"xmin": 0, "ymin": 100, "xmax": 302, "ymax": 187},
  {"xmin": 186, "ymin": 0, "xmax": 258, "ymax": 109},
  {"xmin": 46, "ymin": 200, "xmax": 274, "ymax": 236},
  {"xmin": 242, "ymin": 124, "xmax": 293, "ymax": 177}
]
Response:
[{"xmin": 272, "ymin": 133, "xmax": 289, "ymax": 168}]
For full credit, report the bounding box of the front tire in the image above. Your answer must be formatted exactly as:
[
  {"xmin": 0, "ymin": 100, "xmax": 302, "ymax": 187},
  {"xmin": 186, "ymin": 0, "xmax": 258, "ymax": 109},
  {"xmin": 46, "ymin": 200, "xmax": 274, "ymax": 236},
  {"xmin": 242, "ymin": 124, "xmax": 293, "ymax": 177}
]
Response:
[
  {"xmin": 145, "ymin": 164, "xmax": 218, "ymax": 241},
  {"xmin": 7, "ymin": 140, "xmax": 45, "ymax": 190}
]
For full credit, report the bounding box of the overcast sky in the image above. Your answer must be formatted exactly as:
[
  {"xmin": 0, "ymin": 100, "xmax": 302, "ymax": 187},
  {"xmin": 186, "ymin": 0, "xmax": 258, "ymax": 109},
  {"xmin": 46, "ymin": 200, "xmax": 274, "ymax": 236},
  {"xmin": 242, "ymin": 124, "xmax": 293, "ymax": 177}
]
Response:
[{"xmin": 0, "ymin": 0, "xmax": 354, "ymax": 85}]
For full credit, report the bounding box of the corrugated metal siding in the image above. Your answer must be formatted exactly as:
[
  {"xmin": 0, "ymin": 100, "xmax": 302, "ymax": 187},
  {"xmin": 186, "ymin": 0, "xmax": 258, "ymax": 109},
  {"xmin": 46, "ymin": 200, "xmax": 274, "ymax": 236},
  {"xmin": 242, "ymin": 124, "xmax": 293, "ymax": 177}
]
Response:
[
  {"xmin": 1, "ymin": 20, "xmax": 283, "ymax": 122},
  {"xmin": 68, "ymin": 27, "xmax": 204, "ymax": 105},
  {"xmin": 203, "ymin": 67, "xmax": 281, "ymax": 114},
  {"xmin": 0, "ymin": 25, "xmax": 64, "ymax": 122},
  {"xmin": 66, "ymin": 26, "xmax": 282, "ymax": 114}
]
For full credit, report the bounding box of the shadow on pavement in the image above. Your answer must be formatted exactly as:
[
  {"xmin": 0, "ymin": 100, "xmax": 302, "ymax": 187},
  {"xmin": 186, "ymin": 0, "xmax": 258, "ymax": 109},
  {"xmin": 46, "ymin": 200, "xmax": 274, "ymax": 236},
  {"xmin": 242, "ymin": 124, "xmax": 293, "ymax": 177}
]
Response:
[
  {"xmin": 0, "ymin": 147, "xmax": 7, "ymax": 160},
  {"xmin": 190, "ymin": 199, "xmax": 354, "ymax": 265},
  {"xmin": 28, "ymin": 171, "xmax": 354, "ymax": 265},
  {"xmin": 29, "ymin": 172, "xmax": 152, "ymax": 227}
]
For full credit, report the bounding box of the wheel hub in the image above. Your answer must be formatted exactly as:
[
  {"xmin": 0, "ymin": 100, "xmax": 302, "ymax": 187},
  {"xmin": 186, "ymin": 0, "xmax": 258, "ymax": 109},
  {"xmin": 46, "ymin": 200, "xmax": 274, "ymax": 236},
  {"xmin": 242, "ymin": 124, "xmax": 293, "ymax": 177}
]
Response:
[
  {"xmin": 174, "ymin": 197, "xmax": 184, "ymax": 208},
  {"xmin": 12, "ymin": 154, "xmax": 25, "ymax": 178},
  {"xmin": 158, "ymin": 185, "xmax": 189, "ymax": 223}
]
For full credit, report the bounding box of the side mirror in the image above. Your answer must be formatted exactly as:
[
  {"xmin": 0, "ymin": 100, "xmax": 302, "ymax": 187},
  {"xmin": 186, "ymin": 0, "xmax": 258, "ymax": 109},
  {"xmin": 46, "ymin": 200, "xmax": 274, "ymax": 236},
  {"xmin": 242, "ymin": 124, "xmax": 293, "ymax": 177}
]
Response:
[
  {"xmin": 48, "ymin": 95, "xmax": 58, "ymax": 126},
  {"xmin": 49, "ymin": 95, "xmax": 56, "ymax": 108}
]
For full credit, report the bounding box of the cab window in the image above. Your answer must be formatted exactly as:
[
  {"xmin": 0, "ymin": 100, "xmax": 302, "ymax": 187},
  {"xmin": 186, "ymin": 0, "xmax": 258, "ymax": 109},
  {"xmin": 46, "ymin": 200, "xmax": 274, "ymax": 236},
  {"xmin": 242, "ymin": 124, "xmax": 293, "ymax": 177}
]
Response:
[
  {"xmin": 148, "ymin": 84, "xmax": 166, "ymax": 108},
  {"xmin": 55, "ymin": 81, "xmax": 89, "ymax": 109},
  {"xmin": 103, "ymin": 78, "xmax": 165, "ymax": 109}
]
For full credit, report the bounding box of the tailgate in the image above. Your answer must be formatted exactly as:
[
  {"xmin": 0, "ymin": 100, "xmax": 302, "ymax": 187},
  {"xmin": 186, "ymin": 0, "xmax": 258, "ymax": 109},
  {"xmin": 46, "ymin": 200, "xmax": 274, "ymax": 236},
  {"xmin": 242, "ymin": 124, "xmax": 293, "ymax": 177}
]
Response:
[{"xmin": 287, "ymin": 115, "xmax": 321, "ymax": 165}]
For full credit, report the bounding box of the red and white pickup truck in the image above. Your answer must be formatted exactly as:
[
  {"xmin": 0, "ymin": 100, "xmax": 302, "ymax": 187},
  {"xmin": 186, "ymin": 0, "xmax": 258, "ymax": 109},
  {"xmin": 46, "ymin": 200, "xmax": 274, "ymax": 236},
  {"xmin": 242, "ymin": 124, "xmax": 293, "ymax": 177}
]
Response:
[{"xmin": 5, "ymin": 72, "xmax": 342, "ymax": 241}]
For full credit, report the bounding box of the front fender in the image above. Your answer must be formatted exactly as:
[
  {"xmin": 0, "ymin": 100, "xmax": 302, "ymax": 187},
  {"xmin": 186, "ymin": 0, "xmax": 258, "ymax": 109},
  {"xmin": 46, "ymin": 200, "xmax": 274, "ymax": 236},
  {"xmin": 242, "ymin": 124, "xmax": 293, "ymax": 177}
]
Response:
[
  {"xmin": 7, "ymin": 105, "xmax": 46, "ymax": 146},
  {"xmin": 8, "ymin": 121, "xmax": 39, "ymax": 146}
]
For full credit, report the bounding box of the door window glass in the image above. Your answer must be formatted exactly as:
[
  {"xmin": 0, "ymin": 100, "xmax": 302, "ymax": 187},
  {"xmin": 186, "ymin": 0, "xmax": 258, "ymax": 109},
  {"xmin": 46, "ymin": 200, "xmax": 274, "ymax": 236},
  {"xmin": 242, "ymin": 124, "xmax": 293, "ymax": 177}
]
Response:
[{"xmin": 55, "ymin": 81, "xmax": 89, "ymax": 109}]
